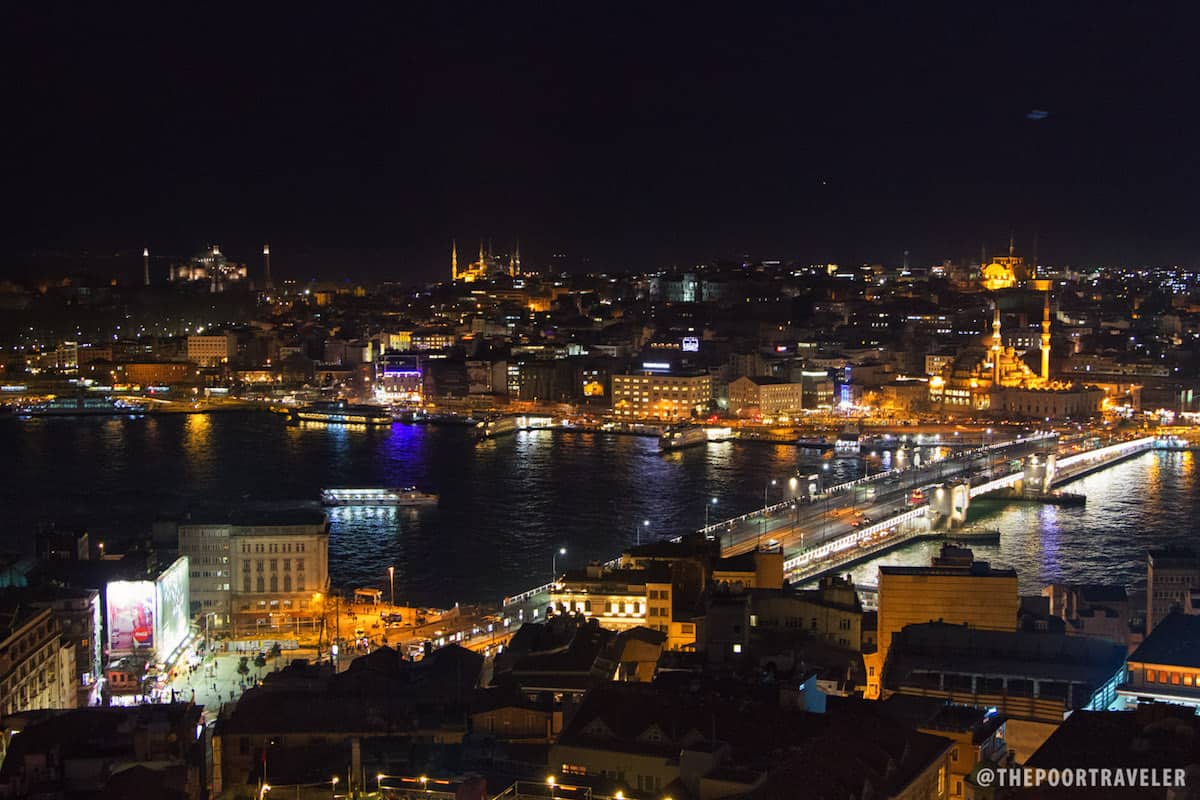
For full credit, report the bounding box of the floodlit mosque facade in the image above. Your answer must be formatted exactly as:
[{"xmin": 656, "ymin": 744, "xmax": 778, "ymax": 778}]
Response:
[{"xmin": 928, "ymin": 242, "xmax": 1105, "ymax": 418}]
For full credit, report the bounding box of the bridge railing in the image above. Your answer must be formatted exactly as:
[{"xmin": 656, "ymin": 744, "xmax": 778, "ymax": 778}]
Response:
[
  {"xmin": 1056, "ymin": 436, "xmax": 1155, "ymax": 469},
  {"xmin": 502, "ymin": 581, "xmax": 555, "ymax": 607},
  {"xmin": 781, "ymin": 505, "xmax": 928, "ymax": 572},
  {"xmin": 697, "ymin": 432, "xmax": 1057, "ymax": 537}
]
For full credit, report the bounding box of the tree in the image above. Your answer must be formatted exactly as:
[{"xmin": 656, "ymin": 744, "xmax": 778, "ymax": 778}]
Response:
[
  {"xmin": 253, "ymin": 653, "xmax": 267, "ymax": 670},
  {"xmin": 269, "ymin": 642, "xmax": 282, "ymax": 670},
  {"xmin": 237, "ymin": 656, "xmax": 250, "ymax": 678}
]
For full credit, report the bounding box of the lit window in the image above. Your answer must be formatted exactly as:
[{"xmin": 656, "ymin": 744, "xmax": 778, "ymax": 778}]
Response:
[{"xmin": 732, "ymin": 643, "xmax": 742, "ymax": 654}]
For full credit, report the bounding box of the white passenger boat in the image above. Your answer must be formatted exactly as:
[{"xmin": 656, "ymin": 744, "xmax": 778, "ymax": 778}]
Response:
[{"xmin": 321, "ymin": 487, "xmax": 439, "ymax": 507}]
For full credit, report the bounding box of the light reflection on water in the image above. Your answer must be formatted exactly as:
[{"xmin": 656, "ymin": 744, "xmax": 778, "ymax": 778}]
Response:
[{"xmin": 0, "ymin": 414, "xmax": 1193, "ymax": 604}]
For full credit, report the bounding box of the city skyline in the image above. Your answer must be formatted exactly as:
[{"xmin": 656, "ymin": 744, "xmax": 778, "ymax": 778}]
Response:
[{"xmin": 8, "ymin": 4, "xmax": 1200, "ymax": 281}]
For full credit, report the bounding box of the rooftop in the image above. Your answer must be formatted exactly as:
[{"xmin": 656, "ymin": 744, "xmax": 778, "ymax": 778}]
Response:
[
  {"xmin": 885, "ymin": 622, "xmax": 1127, "ymax": 691},
  {"xmin": 179, "ymin": 503, "xmax": 328, "ymax": 528},
  {"xmin": 1128, "ymin": 612, "xmax": 1200, "ymax": 668}
]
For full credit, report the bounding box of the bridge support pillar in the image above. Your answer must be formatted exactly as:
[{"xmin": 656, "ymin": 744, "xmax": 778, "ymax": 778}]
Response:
[
  {"xmin": 927, "ymin": 482, "xmax": 970, "ymax": 528},
  {"xmin": 1024, "ymin": 452, "xmax": 1057, "ymax": 494}
]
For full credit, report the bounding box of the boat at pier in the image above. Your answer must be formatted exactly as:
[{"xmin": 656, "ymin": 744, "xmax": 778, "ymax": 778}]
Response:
[
  {"xmin": 17, "ymin": 396, "xmax": 147, "ymax": 417},
  {"xmin": 835, "ymin": 423, "xmax": 861, "ymax": 453},
  {"xmin": 477, "ymin": 415, "xmax": 520, "ymax": 439},
  {"xmin": 321, "ymin": 487, "xmax": 439, "ymax": 507},
  {"xmin": 659, "ymin": 424, "xmax": 733, "ymax": 451},
  {"xmin": 292, "ymin": 401, "xmax": 392, "ymax": 425}
]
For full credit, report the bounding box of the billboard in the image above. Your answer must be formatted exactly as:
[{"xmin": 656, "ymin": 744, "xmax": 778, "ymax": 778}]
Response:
[
  {"xmin": 155, "ymin": 556, "xmax": 190, "ymax": 660},
  {"xmin": 107, "ymin": 580, "xmax": 155, "ymax": 654}
]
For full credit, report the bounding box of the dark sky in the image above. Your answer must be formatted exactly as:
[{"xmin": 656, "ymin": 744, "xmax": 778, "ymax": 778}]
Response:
[{"xmin": 7, "ymin": 3, "xmax": 1200, "ymax": 281}]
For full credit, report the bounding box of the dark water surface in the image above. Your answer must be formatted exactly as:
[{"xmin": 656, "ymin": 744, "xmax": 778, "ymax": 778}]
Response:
[{"xmin": 1, "ymin": 413, "xmax": 1192, "ymax": 604}]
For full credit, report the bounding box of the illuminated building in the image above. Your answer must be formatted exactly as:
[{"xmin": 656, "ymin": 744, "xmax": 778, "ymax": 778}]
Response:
[
  {"xmin": 175, "ymin": 508, "xmax": 329, "ymax": 632},
  {"xmin": 727, "ymin": 375, "xmax": 806, "ymax": 417},
  {"xmin": 452, "ymin": 239, "xmax": 520, "ymax": 283},
  {"xmin": 0, "ymin": 604, "xmax": 76, "ymax": 716},
  {"xmin": 114, "ymin": 361, "xmax": 198, "ymax": 385},
  {"xmin": 611, "ymin": 368, "xmax": 712, "ymax": 421},
  {"xmin": 376, "ymin": 354, "xmax": 423, "ymax": 403},
  {"xmin": 186, "ymin": 333, "xmax": 237, "ymax": 367},
  {"xmin": 1119, "ymin": 612, "xmax": 1200, "ymax": 711},
  {"xmin": 864, "ymin": 546, "xmax": 1018, "ymax": 700},
  {"xmin": 928, "ymin": 293, "xmax": 1102, "ymax": 416},
  {"xmin": 168, "ymin": 245, "xmax": 248, "ymax": 291},
  {"xmin": 979, "ymin": 235, "xmax": 1029, "ymax": 291},
  {"xmin": 548, "ymin": 563, "xmax": 696, "ymax": 651}
]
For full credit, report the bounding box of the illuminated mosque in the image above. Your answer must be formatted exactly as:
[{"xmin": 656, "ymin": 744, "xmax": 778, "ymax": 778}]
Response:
[
  {"xmin": 451, "ymin": 240, "xmax": 521, "ymax": 283},
  {"xmin": 979, "ymin": 234, "xmax": 1032, "ymax": 291},
  {"xmin": 931, "ymin": 295, "xmax": 1055, "ymax": 410}
]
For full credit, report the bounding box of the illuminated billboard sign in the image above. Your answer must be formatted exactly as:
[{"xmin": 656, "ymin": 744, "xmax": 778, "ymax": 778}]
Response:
[
  {"xmin": 155, "ymin": 557, "xmax": 190, "ymax": 660},
  {"xmin": 681, "ymin": 336, "xmax": 700, "ymax": 352},
  {"xmin": 107, "ymin": 580, "xmax": 155, "ymax": 654}
]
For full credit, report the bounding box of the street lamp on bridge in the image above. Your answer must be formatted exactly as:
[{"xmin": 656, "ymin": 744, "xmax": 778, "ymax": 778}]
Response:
[
  {"xmin": 704, "ymin": 496, "xmax": 718, "ymax": 532},
  {"xmin": 552, "ymin": 547, "xmax": 566, "ymax": 581}
]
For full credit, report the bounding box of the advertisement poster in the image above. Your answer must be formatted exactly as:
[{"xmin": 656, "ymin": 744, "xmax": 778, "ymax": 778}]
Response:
[
  {"xmin": 155, "ymin": 556, "xmax": 190, "ymax": 659},
  {"xmin": 107, "ymin": 581, "xmax": 155, "ymax": 653}
]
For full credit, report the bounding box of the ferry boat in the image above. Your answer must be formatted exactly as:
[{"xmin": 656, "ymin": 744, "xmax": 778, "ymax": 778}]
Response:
[
  {"xmin": 659, "ymin": 424, "xmax": 732, "ymax": 451},
  {"xmin": 321, "ymin": 487, "xmax": 439, "ymax": 507},
  {"xmin": 17, "ymin": 396, "xmax": 147, "ymax": 417},
  {"xmin": 835, "ymin": 423, "xmax": 862, "ymax": 453},
  {"xmin": 292, "ymin": 401, "xmax": 392, "ymax": 426},
  {"xmin": 476, "ymin": 415, "xmax": 520, "ymax": 439}
]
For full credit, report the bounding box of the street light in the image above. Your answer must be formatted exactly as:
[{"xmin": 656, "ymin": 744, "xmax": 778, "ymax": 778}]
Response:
[
  {"xmin": 759, "ymin": 479, "xmax": 777, "ymax": 549},
  {"xmin": 330, "ymin": 776, "xmax": 338, "ymax": 799},
  {"xmin": 547, "ymin": 776, "xmax": 557, "ymax": 798},
  {"xmin": 387, "ymin": 566, "xmax": 395, "ymax": 608},
  {"xmin": 636, "ymin": 519, "xmax": 650, "ymax": 546},
  {"xmin": 704, "ymin": 496, "xmax": 718, "ymax": 530},
  {"xmin": 552, "ymin": 547, "xmax": 566, "ymax": 581}
]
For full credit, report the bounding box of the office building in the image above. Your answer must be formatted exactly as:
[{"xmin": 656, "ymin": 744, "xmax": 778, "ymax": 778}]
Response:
[
  {"xmin": 177, "ymin": 507, "xmax": 329, "ymax": 633},
  {"xmin": 186, "ymin": 333, "xmax": 237, "ymax": 367},
  {"xmin": 548, "ymin": 563, "xmax": 695, "ymax": 651},
  {"xmin": 865, "ymin": 546, "xmax": 1019, "ymax": 700},
  {"xmin": 611, "ymin": 371, "xmax": 712, "ymax": 421},
  {"xmin": 727, "ymin": 375, "xmax": 806, "ymax": 417},
  {"xmin": 1147, "ymin": 548, "xmax": 1200, "ymax": 636},
  {"xmin": 0, "ymin": 603, "xmax": 75, "ymax": 717}
]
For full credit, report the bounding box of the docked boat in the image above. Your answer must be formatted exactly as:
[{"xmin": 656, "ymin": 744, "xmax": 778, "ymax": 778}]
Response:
[
  {"xmin": 835, "ymin": 423, "xmax": 861, "ymax": 453},
  {"xmin": 292, "ymin": 401, "xmax": 392, "ymax": 425},
  {"xmin": 660, "ymin": 424, "xmax": 711, "ymax": 451},
  {"xmin": 321, "ymin": 487, "xmax": 439, "ymax": 507},
  {"xmin": 476, "ymin": 415, "xmax": 520, "ymax": 439},
  {"xmin": 17, "ymin": 396, "xmax": 146, "ymax": 417}
]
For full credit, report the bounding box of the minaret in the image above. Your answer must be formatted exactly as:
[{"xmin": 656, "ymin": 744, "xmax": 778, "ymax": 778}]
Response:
[
  {"xmin": 451, "ymin": 240, "xmax": 458, "ymax": 281},
  {"xmin": 1040, "ymin": 292, "xmax": 1052, "ymax": 381},
  {"xmin": 1008, "ymin": 231, "xmax": 1015, "ymax": 259},
  {"xmin": 478, "ymin": 241, "xmax": 486, "ymax": 275},
  {"xmin": 514, "ymin": 240, "xmax": 521, "ymax": 276},
  {"xmin": 143, "ymin": 246, "xmax": 150, "ymax": 287},
  {"xmin": 210, "ymin": 245, "xmax": 220, "ymax": 293},
  {"xmin": 992, "ymin": 306, "xmax": 1003, "ymax": 385},
  {"xmin": 263, "ymin": 243, "xmax": 273, "ymax": 290}
]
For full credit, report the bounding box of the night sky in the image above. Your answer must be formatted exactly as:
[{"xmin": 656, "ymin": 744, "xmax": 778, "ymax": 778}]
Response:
[{"xmin": 7, "ymin": 3, "xmax": 1200, "ymax": 281}]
